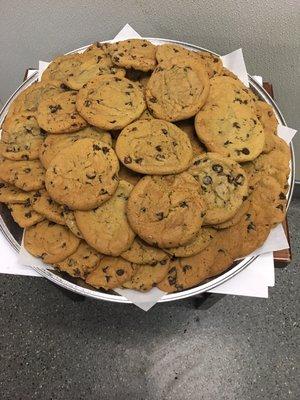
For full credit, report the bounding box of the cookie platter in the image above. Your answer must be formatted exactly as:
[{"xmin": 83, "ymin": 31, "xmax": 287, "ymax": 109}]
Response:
[{"xmin": 0, "ymin": 38, "xmax": 295, "ymax": 303}]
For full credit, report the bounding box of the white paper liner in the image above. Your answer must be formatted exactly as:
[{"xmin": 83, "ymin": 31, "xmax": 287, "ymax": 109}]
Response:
[{"xmin": 0, "ymin": 24, "xmax": 297, "ymax": 310}]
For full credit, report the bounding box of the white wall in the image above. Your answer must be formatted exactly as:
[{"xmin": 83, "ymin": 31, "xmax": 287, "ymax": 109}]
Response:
[{"xmin": 0, "ymin": 0, "xmax": 299, "ymax": 177}]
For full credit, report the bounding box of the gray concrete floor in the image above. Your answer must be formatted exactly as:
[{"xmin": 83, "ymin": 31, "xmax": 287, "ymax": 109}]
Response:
[{"xmin": 0, "ymin": 198, "xmax": 299, "ymax": 400}]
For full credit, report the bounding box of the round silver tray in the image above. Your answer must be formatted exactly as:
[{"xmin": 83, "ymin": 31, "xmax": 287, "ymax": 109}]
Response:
[{"xmin": 0, "ymin": 38, "xmax": 295, "ymax": 303}]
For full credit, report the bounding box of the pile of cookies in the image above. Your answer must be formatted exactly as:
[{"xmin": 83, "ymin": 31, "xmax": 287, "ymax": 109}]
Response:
[{"xmin": 0, "ymin": 39, "xmax": 290, "ymax": 293}]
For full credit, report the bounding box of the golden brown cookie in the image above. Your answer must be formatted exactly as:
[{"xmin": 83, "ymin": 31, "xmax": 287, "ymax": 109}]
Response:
[
  {"xmin": 85, "ymin": 256, "xmax": 136, "ymax": 290},
  {"xmin": 24, "ymin": 220, "xmax": 80, "ymax": 263},
  {"xmin": 0, "ymin": 181, "xmax": 35, "ymax": 204},
  {"xmin": 32, "ymin": 190, "xmax": 65, "ymax": 225},
  {"xmin": 187, "ymin": 153, "xmax": 248, "ymax": 224},
  {"xmin": 55, "ymin": 241, "xmax": 102, "ymax": 279},
  {"xmin": 115, "ymin": 119, "xmax": 193, "ymax": 174},
  {"xmin": 8, "ymin": 194, "xmax": 44, "ymax": 228},
  {"xmin": 37, "ymin": 91, "xmax": 87, "ymax": 134},
  {"xmin": 75, "ymin": 180, "xmax": 135, "ymax": 256},
  {"xmin": 111, "ymin": 39, "xmax": 157, "ymax": 72},
  {"xmin": 122, "ymin": 259, "xmax": 170, "ymax": 292},
  {"xmin": 121, "ymin": 237, "xmax": 168, "ymax": 264},
  {"xmin": 164, "ymin": 227, "xmax": 216, "ymax": 257},
  {"xmin": 256, "ymin": 100, "xmax": 278, "ymax": 153},
  {"xmin": 146, "ymin": 57, "xmax": 209, "ymax": 121},
  {"xmin": 212, "ymin": 198, "xmax": 250, "ymax": 230},
  {"xmin": 0, "ymin": 113, "xmax": 44, "ymax": 161},
  {"xmin": 195, "ymin": 102, "xmax": 264, "ymax": 163},
  {"xmin": 0, "ymin": 159, "xmax": 45, "ymax": 192},
  {"xmin": 155, "ymin": 44, "xmax": 223, "ymax": 78},
  {"xmin": 157, "ymin": 245, "xmax": 216, "ymax": 292},
  {"xmin": 38, "ymin": 126, "xmax": 112, "ymax": 168},
  {"xmin": 45, "ymin": 138, "xmax": 119, "ymax": 210},
  {"xmin": 5, "ymin": 80, "xmax": 65, "ymax": 118},
  {"xmin": 63, "ymin": 48, "xmax": 125, "ymax": 90},
  {"xmin": 41, "ymin": 53, "xmax": 82, "ymax": 83},
  {"xmin": 126, "ymin": 173, "xmax": 205, "ymax": 248},
  {"xmin": 76, "ymin": 75, "xmax": 146, "ymax": 130}
]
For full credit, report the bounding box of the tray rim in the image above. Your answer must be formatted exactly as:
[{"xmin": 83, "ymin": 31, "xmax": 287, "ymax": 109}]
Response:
[{"xmin": 0, "ymin": 37, "xmax": 295, "ymax": 304}]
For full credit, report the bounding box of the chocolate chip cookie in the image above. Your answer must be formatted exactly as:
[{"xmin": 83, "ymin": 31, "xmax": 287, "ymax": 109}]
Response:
[
  {"xmin": 146, "ymin": 57, "xmax": 209, "ymax": 121},
  {"xmin": 126, "ymin": 173, "xmax": 205, "ymax": 248},
  {"xmin": 55, "ymin": 241, "xmax": 102, "ymax": 279},
  {"xmin": 76, "ymin": 75, "xmax": 146, "ymax": 130},
  {"xmin": 45, "ymin": 138, "xmax": 119, "ymax": 210},
  {"xmin": 39, "ymin": 126, "xmax": 112, "ymax": 168},
  {"xmin": 111, "ymin": 39, "xmax": 157, "ymax": 72},
  {"xmin": 187, "ymin": 153, "xmax": 248, "ymax": 224},
  {"xmin": 75, "ymin": 180, "xmax": 135, "ymax": 256},
  {"xmin": 115, "ymin": 119, "xmax": 193, "ymax": 174},
  {"xmin": 85, "ymin": 256, "xmax": 136, "ymax": 290},
  {"xmin": 121, "ymin": 237, "xmax": 168, "ymax": 264},
  {"xmin": 0, "ymin": 159, "xmax": 45, "ymax": 191},
  {"xmin": 37, "ymin": 91, "xmax": 87, "ymax": 134},
  {"xmin": 24, "ymin": 220, "xmax": 80, "ymax": 264}
]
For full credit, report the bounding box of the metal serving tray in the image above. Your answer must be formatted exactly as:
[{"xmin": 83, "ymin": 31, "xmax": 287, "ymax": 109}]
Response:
[{"xmin": 0, "ymin": 38, "xmax": 295, "ymax": 303}]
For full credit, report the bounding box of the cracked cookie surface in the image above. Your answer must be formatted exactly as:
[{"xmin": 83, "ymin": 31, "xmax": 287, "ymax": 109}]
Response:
[
  {"xmin": 115, "ymin": 119, "xmax": 193, "ymax": 174},
  {"xmin": 39, "ymin": 126, "xmax": 112, "ymax": 168},
  {"xmin": 45, "ymin": 138, "xmax": 119, "ymax": 210},
  {"xmin": 75, "ymin": 180, "xmax": 135, "ymax": 256},
  {"xmin": 126, "ymin": 173, "xmax": 205, "ymax": 248},
  {"xmin": 76, "ymin": 75, "xmax": 146, "ymax": 130},
  {"xmin": 146, "ymin": 57, "xmax": 209, "ymax": 121}
]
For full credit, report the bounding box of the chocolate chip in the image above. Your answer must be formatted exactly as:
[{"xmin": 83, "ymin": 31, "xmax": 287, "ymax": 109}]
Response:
[
  {"xmin": 232, "ymin": 122, "xmax": 240, "ymax": 128},
  {"xmin": 183, "ymin": 264, "xmax": 192, "ymax": 273},
  {"xmin": 149, "ymin": 97, "xmax": 157, "ymax": 103},
  {"xmin": 193, "ymin": 159, "xmax": 201, "ymax": 165},
  {"xmin": 141, "ymin": 43, "xmax": 148, "ymax": 47},
  {"xmin": 0, "ymin": 183, "xmax": 5, "ymax": 189},
  {"xmin": 168, "ymin": 275, "xmax": 177, "ymax": 286},
  {"xmin": 279, "ymin": 192, "xmax": 286, "ymax": 200},
  {"xmin": 23, "ymin": 168, "xmax": 31, "ymax": 173},
  {"xmin": 86, "ymin": 172, "xmax": 96, "ymax": 179},
  {"xmin": 124, "ymin": 156, "xmax": 132, "ymax": 164},
  {"xmin": 109, "ymin": 120, "xmax": 116, "ymax": 124},
  {"xmin": 276, "ymin": 204, "xmax": 284, "ymax": 211},
  {"xmin": 155, "ymin": 145, "xmax": 162, "ymax": 152},
  {"xmin": 99, "ymin": 189, "xmax": 108, "ymax": 195},
  {"xmin": 49, "ymin": 104, "xmax": 62, "ymax": 113},
  {"xmin": 212, "ymin": 164, "xmax": 223, "ymax": 173},
  {"xmin": 179, "ymin": 201, "xmax": 188, "ymax": 208},
  {"xmin": 84, "ymin": 99, "xmax": 92, "ymax": 107},
  {"xmin": 47, "ymin": 198, "xmax": 53, "ymax": 205},
  {"xmin": 128, "ymin": 84, "xmax": 133, "ymax": 88},
  {"xmin": 203, "ymin": 176, "xmax": 212, "ymax": 185},
  {"xmin": 235, "ymin": 174, "xmax": 245, "ymax": 185},
  {"xmin": 131, "ymin": 127, "xmax": 137, "ymax": 131},
  {"xmin": 102, "ymin": 147, "xmax": 109, "ymax": 154},
  {"xmin": 125, "ymin": 101, "xmax": 133, "ymax": 106},
  {"xmin": 224, "ymin": 140, "xmax": 232, "ymax": 146},
  {"xmin": 116, "ymin": 269, "xmax": 124, "ymax": 276},
  {"xmin": 140, "ymin": 207, "xmax": 146, "ymax": 212},
  {"xmin": 160, "ymin": 260, "xmax": 167, "ymax": 265},
  {"xmin": 135, "ymin": 158, "xmax": 143, "ymax": 164},
  {"xmin": 156, "ymin": 212, "xmax": 164, "ymax": 220},
  {"xmin": 247, "ymin": 222, "xmax": 255, "ymax": 232},
  {"xmin": 93, "ymin": 144, "xmax": 101, "ymax": 151},
  {"xmin": 24, "ymin": 211, "xmax": 32, "ymax": 218},
  {"xmin": 241, "ymin": 148, "xmax": 250, "ymax": 155}
]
